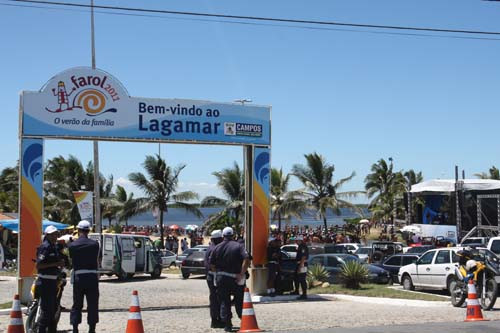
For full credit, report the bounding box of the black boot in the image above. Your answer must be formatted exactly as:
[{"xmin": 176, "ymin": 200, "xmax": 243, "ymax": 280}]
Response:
[
  {"xmin": 224, "ymin": 320, "xmax": 233, "ymax": 332},
  {"xmin": 211, "ymin": 320, "xmax": 225, "ymax": 328},
  {"xmin": 72, "ymin": 325, "xmax": 79, "ymax": 333},
  {"xmin": 88, "ymin": 324, "xmax": 96, "ymax": 333}
]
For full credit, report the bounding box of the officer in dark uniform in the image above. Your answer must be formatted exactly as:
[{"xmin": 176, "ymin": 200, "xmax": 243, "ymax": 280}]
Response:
[
  {"xmin": 68, "ymin": 220, "xmax": 100, "ymax": 333},
  {"xmin": 210, "ymin": 227, "xmax": 250, "ymax": 332},
  {"xmin": 36, "ymin": 225, "xmax": 65, "ymax": 333},
  {"xmin": 266, "ymin": 236, "xmax": 281, "ymax": 296},
  {"xmin": 205, "ymin": 229, "xmax": 224, "ymax": 328},
  {"xmin": 294, "ymin": 235, "xmax": 309, "ymax": 300}
]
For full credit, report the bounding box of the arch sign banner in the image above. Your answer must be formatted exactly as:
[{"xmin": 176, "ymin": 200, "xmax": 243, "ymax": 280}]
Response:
[
  {"xmin": 18, "ymin": 67, "xmax": 271, "ymax": 300},
  {"xmin": 21, "ymin": 67, "xmax": 271, "ymax": 145}
]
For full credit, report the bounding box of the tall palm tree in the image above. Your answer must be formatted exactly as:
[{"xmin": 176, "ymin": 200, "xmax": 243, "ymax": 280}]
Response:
[
  {"xmin": 115, "ymin": 185, "xmax": 140, "ymax": 227},
  {"xmin": 292, "ymin": 153, "xmax": 362, "ymax": 231},
  {"xmin": 403, "ymin": 169, "xmax": 423, "ymax": 190},
  {"xmin": 475, "ymin": 166, "xmax": 500, "ymax": 180},
  {"xmin": 201, "ymin": 162, "xmax": 245, "ymax": 233},
  {"xmin": 270, "ymin": 168, "xmax": 306, "ymax": 231},
  {"xmin": 364, "ymin": 158, "xmax": 406, "ymax": 223},
  {"xmin": 129, "ymin": 155, "xmax": 202, "ymax": 246}
]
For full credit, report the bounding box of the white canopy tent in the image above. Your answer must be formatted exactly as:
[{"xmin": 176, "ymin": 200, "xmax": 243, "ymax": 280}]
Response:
[{"xmin": 410, "ymin": 179, "xmax": 500, "ymax": 194}]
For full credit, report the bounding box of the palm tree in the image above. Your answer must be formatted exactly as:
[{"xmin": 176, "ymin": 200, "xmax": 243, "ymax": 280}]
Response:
[
  {"xmin": 0, "ymin": 165, "xmax": 19, "ymax": 212},
  {"xmin": 403, "ymin": 170, "xmax": 424, "ymax": 190},
  {"xmin": 475, "ymin": 166, "xmax": 500, "ymax": 180},
  {"xmin": 115, "ymin": 185, "xmax": 140, "ymax": 227},
  {"xmin": 201, "ymin": 162, "xmax": 245, "ymax": 233},
  {"xmin": 270, "ymin": 168, "xmax": 307, "ymax": 231},
  {"xmin": 129, "ymin": 155, "xmax": 202, "ymax": 246},
  {"xmin": 364, "ymin": 158, "xmax": 406, "ymax": 223},
  {"xmin": 292, "ymin": 153, "xmax": 362, "ymax": 231}
]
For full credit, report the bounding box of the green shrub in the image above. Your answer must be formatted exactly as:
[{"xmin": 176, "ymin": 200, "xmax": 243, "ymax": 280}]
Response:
[
  {"xmin": 307, "ymin": 264, "xmax": 330, "ymax": 288},
  {"xmin": 340, "ymin": 260, "xmax": 369, "ymax": 289}
]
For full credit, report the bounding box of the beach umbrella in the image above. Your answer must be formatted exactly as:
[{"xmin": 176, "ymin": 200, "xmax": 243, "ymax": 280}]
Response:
[
  {"xmin": 359, "ymin": 219, "xmax": 370, "ymax": 224},
  {"xmin": 169, "ymin": 224, "xmax": 180, "ymax": 230},
  {"xmin": 185, "ymin": 224, "xmax": 198, "ymax": 231},
  {"xmin": 270, "ymin": 224, "xmax": 278, "ymax": 230}
]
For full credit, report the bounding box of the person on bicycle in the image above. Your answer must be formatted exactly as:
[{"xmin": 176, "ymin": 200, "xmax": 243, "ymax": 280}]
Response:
[{"xmin": 36, "ymin": 225, "xmax": 65, "ymax": 333}]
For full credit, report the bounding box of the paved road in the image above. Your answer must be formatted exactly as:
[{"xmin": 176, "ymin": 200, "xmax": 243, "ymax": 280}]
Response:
[
  {"xmin": 277, "ymin": 321, "xmax": 500, "ymax": 333},
  {"xmin": 2, "ymin": 274, "xmax": 500, "ymax": 332}
]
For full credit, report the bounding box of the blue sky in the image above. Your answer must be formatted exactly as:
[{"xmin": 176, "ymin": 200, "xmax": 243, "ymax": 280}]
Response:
[{"xmin": 1, "ymin": 0, "xmax": 500, "ymax": 202}]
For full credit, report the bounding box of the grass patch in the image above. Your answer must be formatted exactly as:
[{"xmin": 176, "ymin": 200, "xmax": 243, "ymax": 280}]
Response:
[
  {"xmin": 309, "ymin": 283, "xmax": 447, "ymax": 302},
  {"xmin": 0, "ymin": 270, "xmax": 17, "ymax": 277},
  {"xmin": 162, "ymin": 267, "xmax": 180, "ymax": 275},
  {"xmin": 0, "ymin": 301, "xmax": 12, "ymax": 309}
]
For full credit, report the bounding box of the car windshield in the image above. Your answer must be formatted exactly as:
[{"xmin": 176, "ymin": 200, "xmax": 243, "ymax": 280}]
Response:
[
  {"xmin": 462, "ymin": 238, "xmax": 484, "ymax": 244},
  {"xmin": 407, "ymin": 246, "xmax": 432, "ymax": 254},
  {"xmin": 356, "ymin": 248, "xmax": 371, "ymax": 254},
  {"xmin": 182, "ymin": 249, "xmax": 195, "ymax": 256}
]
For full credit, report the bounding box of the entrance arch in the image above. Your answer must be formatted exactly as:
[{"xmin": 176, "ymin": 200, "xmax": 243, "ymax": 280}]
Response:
[{"xmin": 18, "ymin": 67, "xmax": 271, "ymax": 301}]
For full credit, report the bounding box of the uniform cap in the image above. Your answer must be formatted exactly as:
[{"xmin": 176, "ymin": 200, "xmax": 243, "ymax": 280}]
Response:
[
  {"xmin": 222, "ymin": 227, "xmax": 234, "ymax": 236},
  {"xmin": 211, "ymin": 229, "xmax": 222, "ymax": 239},
  {"xmin": 77, "ymin": 220, "xmax": 91, "ymax": 230},
  {"xmin": 44, "ymin": 225, "xmax": 58, "ymax": 234}
]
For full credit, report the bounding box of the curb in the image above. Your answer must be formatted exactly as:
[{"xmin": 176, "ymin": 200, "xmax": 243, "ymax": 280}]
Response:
[
  {"xmin": 328, "ymin": 294, "xmax": 450, "ymax": 307},
  {"xmin": 0, "ymin": 307, "xmax": 28, "ymax": 315},
  {"xmin": 252, "ymin": 294, "xmax": 334, "ymax": 303}
]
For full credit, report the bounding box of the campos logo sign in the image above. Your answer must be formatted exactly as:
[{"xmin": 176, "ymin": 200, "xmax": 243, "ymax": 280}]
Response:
[{"xmin": 45, "ymin": 75, "xmax": 120, "ymax": 116}]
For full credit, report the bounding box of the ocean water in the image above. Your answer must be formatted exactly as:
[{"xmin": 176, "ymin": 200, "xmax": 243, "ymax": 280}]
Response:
[{"xmin": 126, "ymin": 207, "xmax": 369, "ymax": 229}]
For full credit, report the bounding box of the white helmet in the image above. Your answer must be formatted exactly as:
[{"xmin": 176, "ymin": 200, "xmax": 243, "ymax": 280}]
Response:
[
  {"xmin": 44, "ymin": 225, "xmax": 58, "ymax": 235},
  {"xmin": 211, "ymin": 229, "xmax": 222, "ymax": 239},
  {"xmin": 222, "ymin": 227, "xmax": 234, "ymax": 237},
  {"xmin": 466, "ymin": 259, "xmax": 478, "ymax": 271}
]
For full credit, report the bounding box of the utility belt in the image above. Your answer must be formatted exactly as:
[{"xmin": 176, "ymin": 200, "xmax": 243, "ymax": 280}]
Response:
[
  {"xmin": 213, "ymin": 271, "xmax": 245, "ymax": 287},
  {"xmin": 71, "ymin": 269, "xmax": 98, "ymax": 284},
  {"xmin": 38, "ymin": 273, "xmax": 58, "ymax": 280}
]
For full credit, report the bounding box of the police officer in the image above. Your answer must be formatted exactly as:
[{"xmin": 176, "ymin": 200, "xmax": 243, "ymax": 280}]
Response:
[
  {"xmin": 68, "ymin": 220, "xmax": 100, "ymax": 333},
  {"xmin": 294, "ymin": 235, "xmax": 308, "ymax": 300},
  {"xmin": 36, "ymin": 225, "xmax": 65, "ymax": 333},
  {"xmin": 210, "ymin": 227, "xmax": 250, "ymax": 332},
  {"xmin": 266, "ymin": 236, "xmax": 281, "ymax": 296},
  {"xmin": 205, "ymin": 229, "xmax": 224, "ymax": 328}
]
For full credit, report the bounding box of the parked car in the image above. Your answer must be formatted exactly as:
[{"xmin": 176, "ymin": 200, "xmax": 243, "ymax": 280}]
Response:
[
  {"xmin": 308, "ymin": 254, "xmax": 391, "ymax": 284},
  {"xmin": 373, "ymin": 253, "xmax": 420, "ymax": 283},
  {"xmin": 406, "ymin": 245, "xmax": 435, "ymax": 254},
  {"xmin": 460, "ymin": 237, "xmax": 489, "ymax": 248},
  {"xmin": 488, "ymin": 237, "xmax": 500, "ymax": 256},
  {"xmin": 180, "ymin": 251, "xmax": 207, "ymax": 279},
  {"xmin": 175, "ymin": 245, "xmax": 209, "ymax": 266},
  {"xmin": 370, "ymin": 241, "xmax": 403, "ymax": 263},
  {"xmin": 398, "ymin": 247, "xmax": 500, "ymax": 293},
  {"xmin": 159, "ymin": 250, "xmax": 177, "ymax": 268},
  {"xmin": 337, "ymin": 243, "xmax": 361, "ymax": 254},
  {"xmin": 323, "ymin": 244, "xmax": 350, "ymax": 254},
  {"xmin": 281, "ymin": 244, "xmax": 298, "ymax": 259},
  {"xmin": 354, "ymin": 247, "xmax": 372, "ymax": 263}
]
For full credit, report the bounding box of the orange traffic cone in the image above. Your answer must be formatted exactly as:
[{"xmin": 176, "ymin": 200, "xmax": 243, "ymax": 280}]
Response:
[
  {"xmin": 238, "ymin": 288, "xmax": 262, "ymax": 333},
  {"xmin": 464, "ymin": 279, "xmax": 488, "ymax": 322},
  {"xmin": 126, "ymin": 290, "xmax": 145, "ymax": 333},
  {"xmin": 7, "ymin": 294, "xmax": 24, "ymax": 333}
]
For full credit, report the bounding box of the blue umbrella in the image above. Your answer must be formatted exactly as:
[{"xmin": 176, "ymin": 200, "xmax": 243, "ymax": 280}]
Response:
[{"xmin": 0, "ymin": 219, "xmax": 70, "ymax": 233}]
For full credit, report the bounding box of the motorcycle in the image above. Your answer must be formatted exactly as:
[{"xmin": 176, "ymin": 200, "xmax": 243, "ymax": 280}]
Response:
[
  {"xmin": 25, "ymin": 270, "xmax": 68, "ymax": 333},
  {"xmin": 450, "ymin": 250, "xmax": 499, "ymax": 310}
]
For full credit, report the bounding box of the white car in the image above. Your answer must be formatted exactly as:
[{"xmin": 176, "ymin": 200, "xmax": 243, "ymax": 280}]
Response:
[
  {"xmin": 398, "ymin": 247, "xmax": 500, "ymax": 292},
  {"xmin": 160, "ymin": 250, "xmax": 177, "ymax": 268},
  {"xmin": 337, "ymin": 243, "xmax": 361, "ymax": 254},
  {"xmin": 354, "ymin": 247, "xmax": 372, "ymax": 263},
  {"xmin": 281, "ymin": 244, "xmax": 298, "ymax": 259},
  {"xmin": 398, "ymin": 247, "xmax": 460, "ymax": 292}
]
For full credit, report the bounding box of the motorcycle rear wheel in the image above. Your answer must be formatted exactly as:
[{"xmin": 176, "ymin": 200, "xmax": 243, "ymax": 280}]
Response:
[
  {"xmin": 480, "ymin": 278, "xmax": 498, "ymax": 311},
  {"xmin": 450, "ymin": 280, "xmax": 466, "ymax": 307},
  {"xmin": 25, "ymin": 302, "xmax": 39, "ymax": 333}
]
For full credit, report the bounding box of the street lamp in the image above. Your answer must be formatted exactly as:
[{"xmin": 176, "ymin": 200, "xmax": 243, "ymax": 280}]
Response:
[{"xmin": 234, "ymin": 99, "xmax": 252, "ymax": 105}]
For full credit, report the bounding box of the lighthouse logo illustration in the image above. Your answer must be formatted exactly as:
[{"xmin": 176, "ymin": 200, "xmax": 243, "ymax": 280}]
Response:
[{"xmin": 45, "ymin": 75, "xmax": 118, "ymax": 116}]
